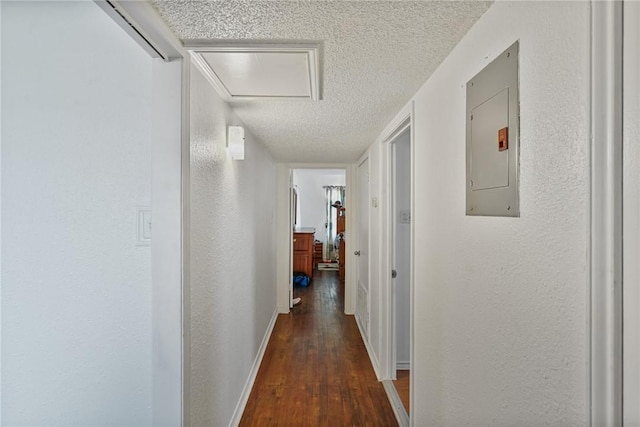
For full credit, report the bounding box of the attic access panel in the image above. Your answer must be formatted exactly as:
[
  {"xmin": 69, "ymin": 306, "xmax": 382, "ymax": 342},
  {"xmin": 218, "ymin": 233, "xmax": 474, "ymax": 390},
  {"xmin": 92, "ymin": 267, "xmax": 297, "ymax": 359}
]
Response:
[
  {"xmin": 186, "ymin": 43, "xmax": 321, "ymax": 101},
  {"xmin": 466, "ymin": 41, "xmax": 520, "ymax": 217}
]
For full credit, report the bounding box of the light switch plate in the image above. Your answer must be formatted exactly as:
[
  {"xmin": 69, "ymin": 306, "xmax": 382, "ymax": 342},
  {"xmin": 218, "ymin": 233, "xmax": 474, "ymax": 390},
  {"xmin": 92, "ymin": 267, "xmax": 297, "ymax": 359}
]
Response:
[
  {"xmin": 466, "ymin": 41, "xmax": 520, "ymax": 217},
  {"xmin": 137, "ymin": 207, "xmax": 152, "ymax": 246},
  {"xmin": 399, "ymin": 210, "xmax": 411, "ymax": 224}
]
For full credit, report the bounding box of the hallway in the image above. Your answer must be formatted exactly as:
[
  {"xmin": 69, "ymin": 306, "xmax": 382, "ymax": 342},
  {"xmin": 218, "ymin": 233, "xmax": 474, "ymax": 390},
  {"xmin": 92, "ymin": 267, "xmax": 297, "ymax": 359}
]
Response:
[{"xmin": 240, "ymin": 270, "xmax": 398, "ymax": 426}]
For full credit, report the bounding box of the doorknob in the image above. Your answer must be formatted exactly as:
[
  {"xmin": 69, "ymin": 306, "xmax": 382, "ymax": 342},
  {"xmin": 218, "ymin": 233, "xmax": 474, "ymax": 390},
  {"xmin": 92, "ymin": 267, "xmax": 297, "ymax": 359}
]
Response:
[{"xmin": 354, "ymin": 250, "xmax": 361, "ymax": 256}]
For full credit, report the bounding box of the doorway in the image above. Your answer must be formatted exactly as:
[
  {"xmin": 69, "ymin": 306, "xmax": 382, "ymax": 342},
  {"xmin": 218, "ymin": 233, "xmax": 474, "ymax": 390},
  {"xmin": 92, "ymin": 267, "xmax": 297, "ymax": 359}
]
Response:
[
  {"xmin": 284, "ymin": 167, "xmax": 349, "ymax": 311},
  {"xmin": 391, "ymin": 129, "xmax": 411, "ymax": 417},
  {"xmin": 379, "ymin": 110, "xmax": 413, "ymax": 426},
  {"xmin": 389, "ymin": 126, "xmax": 412, "ymax": 421},
  {"xmin": 355, "ymin": 158, "xmax": 370, "ymax": 338}
]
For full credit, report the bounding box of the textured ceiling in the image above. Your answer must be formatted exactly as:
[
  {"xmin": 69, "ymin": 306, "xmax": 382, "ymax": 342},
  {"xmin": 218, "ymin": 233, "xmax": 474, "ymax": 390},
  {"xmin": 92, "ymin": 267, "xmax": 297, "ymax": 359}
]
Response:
[{"xmin": 151, "ymin": 0, "xmax": 492, "ymax": 163}]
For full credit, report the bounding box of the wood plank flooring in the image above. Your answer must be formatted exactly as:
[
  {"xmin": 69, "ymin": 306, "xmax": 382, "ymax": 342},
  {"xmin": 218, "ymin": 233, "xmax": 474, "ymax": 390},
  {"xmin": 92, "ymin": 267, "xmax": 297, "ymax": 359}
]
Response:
[
  {"xmin": 393, "ymin": 370, "xmax": 410, "ymax": 414},
  {"xmin": 240, "ymin": 270, "xmax": 398, "ymax": 426}
]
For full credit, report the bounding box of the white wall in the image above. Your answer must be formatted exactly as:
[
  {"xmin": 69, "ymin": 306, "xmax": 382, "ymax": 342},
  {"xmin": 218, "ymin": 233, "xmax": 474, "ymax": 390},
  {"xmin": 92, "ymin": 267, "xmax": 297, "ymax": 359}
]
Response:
[
  {"xmin": 292, "ymin": 169, "xmax": 345, "ymax": 243},
  {"xmin": 393, "ymin": 132, "xmax": 411, "ymax": 368},
  {"xmin": 0, "ymin": 3, "xmax": 4, "ymax": 422},
  {"xmin": 367, "ymin": 1, "xmax": 591, "ymax": 424},
  {"xmin": 151, "ymin": 60, "xmax": 183, "ymax": 427},
  {"xmin": 2, "ymin": 2, "xmax": 154, "ymax": 424},
  {"xmin": 623, "ymin": 0, "xmax": 640, "ymax": 423},
  {"xmin": 189, "ymin": 64, "xmax": 278, "ymax": 426}
]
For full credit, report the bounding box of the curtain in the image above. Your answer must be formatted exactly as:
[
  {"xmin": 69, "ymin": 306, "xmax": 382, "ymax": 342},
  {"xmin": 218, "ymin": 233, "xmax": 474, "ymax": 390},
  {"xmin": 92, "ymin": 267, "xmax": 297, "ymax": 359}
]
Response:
[{"xmin": 324, "ymin": 185, "xmax": 346, "ymax": 261}]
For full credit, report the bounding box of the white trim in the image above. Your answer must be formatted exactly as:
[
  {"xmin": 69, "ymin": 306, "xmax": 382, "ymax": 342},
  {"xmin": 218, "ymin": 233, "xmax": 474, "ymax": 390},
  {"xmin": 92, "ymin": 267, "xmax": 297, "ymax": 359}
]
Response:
[
  {"xmin": 180, "ymin": 57, "xmax": 191, "ymax": 427},
  {"xmin": 276, "ymin": 163, "xmax": 354, "ymax": 314},
  {"xmin": 396, "ymin": 361, "xmax": 410, "ymax": 371},
  {"xmin": 94, "ymin": 0, "xmax": 167, "ymax": 60},
  {"xmin": 228, "ymin": 310, "xmax": 279, "ymax": 427},
  {"xmin": 384, "ymin": 120, "xmax": 411, "ymax": 145},
  {"xmin": 623, "ymin": 1, "xmax": 640, "ymax": 424},
  {"xmin": 288, "ymin": 172, "xmax": 294, "ymax": 309},
  {"xmin": 276, "ymin": 164, "xmax": 293, "ymax": 313},
  {"xmin": 590, "ymin": 1, "xmax": 623, "ymax": 426},
  {"xmin": 345, "ymin": 164, "xmax": 357, "ymax": 315},
  {"xmin": 378, "ymin": 101, "xmax": 414, "ymax": 394},
  {"xmin": 382, "ymin": 380, "xmax": 409, "ymax": 427},
  {"xmin": 355, "ymin": 311, "xmax": 382, "ymax": 380},
  {"xmin": 95, "ymin": 0, "xmax": 186, "ymax": 60},
  {"xmin": 408, "ymin": 101, "xmax": 416, "ymax": 427},
  {"xmin": 0, "ymin": 4, "xmax": 3, "ymax": 422},
  {"xmin": 354, "ymin": 154, "xmax": 371, "ymax": 337},
  {"xmin": 382, "ymin": 113, "xmax": 412, "ymax": 381},
  {"xmin": 186, "ymin": 42, "xmax": 321, "ymax": 101}
]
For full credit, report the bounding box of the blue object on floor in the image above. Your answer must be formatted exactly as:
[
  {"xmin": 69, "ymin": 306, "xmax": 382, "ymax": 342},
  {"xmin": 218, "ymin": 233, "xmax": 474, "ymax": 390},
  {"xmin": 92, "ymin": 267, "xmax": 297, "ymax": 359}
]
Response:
[{"xmin": 293, "ymin": 272, "xmax": 310, "ymax": 287}]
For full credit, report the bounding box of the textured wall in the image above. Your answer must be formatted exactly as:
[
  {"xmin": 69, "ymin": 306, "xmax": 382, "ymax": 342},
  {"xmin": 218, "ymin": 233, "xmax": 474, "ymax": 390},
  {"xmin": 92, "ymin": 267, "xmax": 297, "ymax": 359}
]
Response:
[
  {"xmin": 2, "ymin": 2, "xmax": 153, "ymax": 424},
  {"xmin": 151, "ymin": 1, "xmax": 492, "ymax": 163},
  {"xmin": 406, "ymin": 2, "xmax": 591, "ymax": 424},
  {"xmin": 189, "ymin": 65, "xmax": 277, "ymax": 426}
]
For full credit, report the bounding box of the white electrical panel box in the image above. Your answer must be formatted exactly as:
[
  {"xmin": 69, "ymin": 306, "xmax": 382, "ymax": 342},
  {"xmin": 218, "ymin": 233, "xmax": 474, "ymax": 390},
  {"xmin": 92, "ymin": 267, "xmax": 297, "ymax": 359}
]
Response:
[{"xmin": 466, "ymin": 41, "xmax": 519, "ymax": 217}]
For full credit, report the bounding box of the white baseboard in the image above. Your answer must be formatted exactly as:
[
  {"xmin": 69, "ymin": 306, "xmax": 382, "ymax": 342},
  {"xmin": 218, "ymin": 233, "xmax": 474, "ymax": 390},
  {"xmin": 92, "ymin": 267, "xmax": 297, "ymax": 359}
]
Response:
[
  {"xmin": 228, "ymin": 309, "xmax": 278, "ymax": 427},
  {"xmin": 354, "ymin": 313, "xmax": 381, "ymax": 380},
  {"xmin": 396, "ymin": 361, "xmax": 410, "ymax": 371},
  {"xmin": 382, "ymin": 380, "xmax": 409, "ymax": 427}
]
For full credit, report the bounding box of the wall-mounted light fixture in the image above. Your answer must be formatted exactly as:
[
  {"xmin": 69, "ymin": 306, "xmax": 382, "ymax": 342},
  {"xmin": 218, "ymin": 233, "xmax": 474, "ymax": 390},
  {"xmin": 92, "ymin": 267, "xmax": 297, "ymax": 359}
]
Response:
[{"xmin": 227, "ymin": 125, "xmax": 245, "ymax": 160}]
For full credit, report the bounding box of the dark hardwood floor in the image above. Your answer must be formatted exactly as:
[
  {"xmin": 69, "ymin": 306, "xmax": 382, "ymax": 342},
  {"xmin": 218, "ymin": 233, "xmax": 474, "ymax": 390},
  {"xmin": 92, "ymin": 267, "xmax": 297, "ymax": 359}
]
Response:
[
  {"xmin": 393, "ymin": 370, "xmax": 410, "ymax": 414},
  {"xmin": 240, "ymin": 269, "xmax": 398, "ymax": 426}
]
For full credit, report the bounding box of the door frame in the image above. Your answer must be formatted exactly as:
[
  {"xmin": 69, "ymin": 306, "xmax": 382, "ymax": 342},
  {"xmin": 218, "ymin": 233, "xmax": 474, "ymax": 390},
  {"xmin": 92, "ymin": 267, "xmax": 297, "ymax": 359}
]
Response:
[
  {"xmin": 379, "ymin": 102, "xmax": 414, "ymax": 426},
  {"xmin": 623, "ymin": 1, "xmax": 640, "ymax": 424},
  {"xmin": 388, "ymin": 122, "xmax": 411, "ymax": 377},
  {"xmin": 354, "ymin": 154, "xmax": 372, "ymax": 342},
  {"xmin": 276, "ymin": 163, "xmax": 355, "ymax": 314},
  {"xmin": 590, "ymin": 1, "xmax": 623, "ymax": 425}
]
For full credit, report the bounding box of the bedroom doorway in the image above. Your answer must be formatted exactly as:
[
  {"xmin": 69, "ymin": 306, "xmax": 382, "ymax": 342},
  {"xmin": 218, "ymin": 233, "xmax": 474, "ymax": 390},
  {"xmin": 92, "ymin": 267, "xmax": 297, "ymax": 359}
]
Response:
[
  {"xmin": 289, "ymin": 167, "xmax": 348, "ymax": 309},
  {"xmin": 390, "ymin": 128, "xmax": 411, "ymax": 419}
]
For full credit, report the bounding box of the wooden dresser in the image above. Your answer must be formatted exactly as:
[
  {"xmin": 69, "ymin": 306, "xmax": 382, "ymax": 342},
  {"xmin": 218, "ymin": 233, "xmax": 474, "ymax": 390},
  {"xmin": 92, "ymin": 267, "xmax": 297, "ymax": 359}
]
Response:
[
  {"xmin": 313, "ymin": 241, "xmax": 323, "ymax": 269},
  {"xmin": 293, "ymin": 229, "xmax": 315, "ymax": 277}
]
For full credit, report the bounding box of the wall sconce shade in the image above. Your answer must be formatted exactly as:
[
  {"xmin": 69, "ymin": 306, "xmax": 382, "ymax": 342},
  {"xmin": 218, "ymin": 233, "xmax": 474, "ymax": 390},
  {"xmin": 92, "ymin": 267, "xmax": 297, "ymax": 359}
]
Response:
[{"xmin": 227, "ymin": 125, "xmax": 245, "ymax": 160}]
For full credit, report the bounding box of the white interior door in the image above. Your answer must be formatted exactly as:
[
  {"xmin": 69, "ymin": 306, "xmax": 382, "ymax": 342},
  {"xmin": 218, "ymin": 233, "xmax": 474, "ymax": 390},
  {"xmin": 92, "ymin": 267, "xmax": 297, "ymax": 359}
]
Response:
[{"xmin": 356, "ymin": 158, "xmax": 370, "ymax": 335}]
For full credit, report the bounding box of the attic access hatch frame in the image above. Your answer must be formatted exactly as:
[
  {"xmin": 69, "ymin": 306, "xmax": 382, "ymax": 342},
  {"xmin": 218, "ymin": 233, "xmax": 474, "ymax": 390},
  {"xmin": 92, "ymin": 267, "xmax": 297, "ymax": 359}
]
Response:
[{"xmin": 185, "ymin": 42, "xmax": 322, "ymax": 101}]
